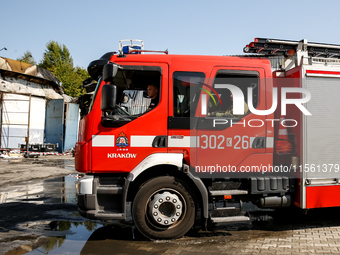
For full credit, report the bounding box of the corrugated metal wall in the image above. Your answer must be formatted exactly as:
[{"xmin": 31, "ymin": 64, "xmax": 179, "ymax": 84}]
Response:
[
  {"xmin": 29, "ymin": 97, "xmax": 46, "ymax": 144},
  {"xmin": 120, "ymin": 90, "xmax": 151, "ymax": 115},
  {"xmin": 304, "ymin": 77, "xmax": 340, "ymax": 179},
  {"xmin": 45, "ymin": 99, "xmax": 64, "ymax": 152},
  {"xmin": 0, "ymin": 93, "xmax": 45, "ymax": 149},
  {"xmin": 1, "ymin": 94, "xmax": 29, "ymax": 148},
  {"xmin": 64, "ymin": 103, "xmax": 79, "ymax": 152}
]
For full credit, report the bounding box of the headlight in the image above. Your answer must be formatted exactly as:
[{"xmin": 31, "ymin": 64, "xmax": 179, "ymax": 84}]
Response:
[{"xmin": 77, "ymin": 175, "xmax": 94, "ymax": 195}]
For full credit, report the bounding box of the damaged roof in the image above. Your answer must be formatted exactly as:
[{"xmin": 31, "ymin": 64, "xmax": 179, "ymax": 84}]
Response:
[{"xmin": 0, "ymin": 57, "xmax": 62, "ymax": 93}]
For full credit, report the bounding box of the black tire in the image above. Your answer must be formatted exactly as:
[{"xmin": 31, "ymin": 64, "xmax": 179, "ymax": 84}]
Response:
[{"xmin": 132, "ymin": 176, "xmax": 195, "ymax": 239}]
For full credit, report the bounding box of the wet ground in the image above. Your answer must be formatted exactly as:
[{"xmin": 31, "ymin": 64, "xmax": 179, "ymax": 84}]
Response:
[
  {"xmin": 1, "ymin": 157, "xmax": 340, "ymax": 254},
  {"xmin": 0, "ymin": 155, "xmax": 77, "ymax": 187}
]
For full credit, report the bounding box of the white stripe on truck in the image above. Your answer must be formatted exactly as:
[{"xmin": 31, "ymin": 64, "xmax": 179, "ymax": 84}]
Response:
[
  {"xmin": 130, "ymin": 136, "xmax": 156, "ymax": 147},
  {"xmin": 92, "ymin": 135, "xmax": 115, "ymax": 147},
  {"xmin": 91, "ymin": 135, "xmax": 274, "ymax": 148}
]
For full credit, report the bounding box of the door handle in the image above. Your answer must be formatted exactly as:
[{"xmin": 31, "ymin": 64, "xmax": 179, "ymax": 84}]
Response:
[{"xmin": 252, "ymin": 137, "xmax": 266, "ymax": 149}]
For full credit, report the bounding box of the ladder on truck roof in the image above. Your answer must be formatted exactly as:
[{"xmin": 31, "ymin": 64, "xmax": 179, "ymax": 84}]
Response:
[{"xmin": 243, "ymin": 38, "xmax": 340, "ymax": 59}]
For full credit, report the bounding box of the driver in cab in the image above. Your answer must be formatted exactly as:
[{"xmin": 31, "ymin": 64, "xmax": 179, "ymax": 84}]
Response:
[{"xmin": 147, "ymin": 84, "xmax": 159, "ymax": 110}]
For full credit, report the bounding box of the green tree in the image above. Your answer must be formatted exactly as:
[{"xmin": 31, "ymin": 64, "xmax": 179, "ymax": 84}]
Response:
[
  {"xmin": 39, "ymin": 40, "xmax": 88, "ymax": 97},
  {"xmin": 17, "ymin": 50, "xmax": 36, "ymax": 65},
  {"xmin": 40, "ymin": 41, "xmax": 73, "ymax": 69}
]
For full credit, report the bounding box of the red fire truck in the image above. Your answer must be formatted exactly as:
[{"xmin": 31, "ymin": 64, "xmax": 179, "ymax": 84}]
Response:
[{"xmin": 75, "ymin": 38, "xmax": 340, "ymax": 239}]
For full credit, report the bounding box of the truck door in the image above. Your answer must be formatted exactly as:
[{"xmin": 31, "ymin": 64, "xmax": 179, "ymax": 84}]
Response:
[
  {"xmin": 195, "ymin": 67, "xmax": 269, "ymax": 177},
  {"xmin": 91, "ymin": 63, "xmax": 168, "ymax": 173},
  {"xmin": 168, "ymin": 71, "xmax": 206, "ymax": 166}
]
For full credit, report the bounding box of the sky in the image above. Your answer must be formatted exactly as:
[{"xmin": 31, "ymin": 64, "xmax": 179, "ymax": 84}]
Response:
[{"xmin": 1, "ymin": 0, "xmax": 340, "ymax": 69}]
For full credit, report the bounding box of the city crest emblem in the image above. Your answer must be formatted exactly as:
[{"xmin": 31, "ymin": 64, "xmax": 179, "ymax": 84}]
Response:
[{"xmin": 116, "ymin": 132, "xmax": 129, "ymax": 148}]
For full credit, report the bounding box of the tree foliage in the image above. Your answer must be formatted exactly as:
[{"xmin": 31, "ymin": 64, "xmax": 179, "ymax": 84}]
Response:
[
  {"xmin": 17, "ymin": 50, "xmax": 36, "ymax": 65},
  {"xmin": 40, "ymin": 41, "xmax": 73, "ymax": 69},
  {"xmin": 39, "ymin": 41, "xmax": 89, "ymax": 97}
]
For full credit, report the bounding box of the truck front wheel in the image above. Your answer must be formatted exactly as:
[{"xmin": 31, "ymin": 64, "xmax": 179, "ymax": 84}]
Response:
[{"xmin": 132, "ymin": 176, "xmax": 195, "ymax": 239}]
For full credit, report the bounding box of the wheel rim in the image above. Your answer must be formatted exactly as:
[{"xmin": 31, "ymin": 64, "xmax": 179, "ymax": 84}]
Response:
[{"xmin": 146, "ymin": 188, "xmax": 187, "ymax": 229}]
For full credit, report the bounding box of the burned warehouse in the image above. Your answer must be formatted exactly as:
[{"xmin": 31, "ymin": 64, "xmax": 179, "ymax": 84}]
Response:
[{"xmin": 0, "ymin": 57, "xmax": 79, "ymax": 153}]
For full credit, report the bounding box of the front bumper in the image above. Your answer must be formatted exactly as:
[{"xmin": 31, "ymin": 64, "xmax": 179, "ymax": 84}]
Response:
[{"xmin": 76, "ymin": 174, "xmax": 129, "ymax": 220}]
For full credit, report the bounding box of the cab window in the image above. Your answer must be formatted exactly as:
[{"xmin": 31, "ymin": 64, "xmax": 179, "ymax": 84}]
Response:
[
  {"xmin": 109, "ymin": 67, "xmax": 161, "ymax": 117},
  {"xmin": 169, "ymin": 71, "xmax": 205, "ymax": 129},
  {"xmin": 207, "ymin": 71, "xmax": 259, "ymax": 118},
  {"xmin": 173, "ymin": 72, "xmax": 205, "ymax": 117}
]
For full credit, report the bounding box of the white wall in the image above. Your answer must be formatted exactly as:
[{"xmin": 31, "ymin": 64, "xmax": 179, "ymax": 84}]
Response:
[{"xmin": 1, "ymin": 93, "xmax": 46, "ymax": 149}]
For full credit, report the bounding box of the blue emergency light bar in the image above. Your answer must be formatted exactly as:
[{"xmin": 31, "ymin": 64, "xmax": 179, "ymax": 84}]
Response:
[
  {"xmin": 119, "ymin": 39, "xmax": 144, "ymax": 54},
  {"xmin": 122, "ymin": 45, "xmax": 142, "ymax": 54}
]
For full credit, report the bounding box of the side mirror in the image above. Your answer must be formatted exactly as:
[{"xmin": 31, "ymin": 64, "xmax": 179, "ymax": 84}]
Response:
[
  {"xmin": 101, "ymin": 84, "xmax": 117, "ymax": 112},
  {"xmin": 103, "ymin": 64, "xmax": 119, "ymax": 82}
]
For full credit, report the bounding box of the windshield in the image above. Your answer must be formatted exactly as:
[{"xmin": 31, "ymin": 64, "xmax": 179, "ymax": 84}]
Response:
[{"xmin": 88, "ymin": 77, "xmax": 102, "ymax": 112}]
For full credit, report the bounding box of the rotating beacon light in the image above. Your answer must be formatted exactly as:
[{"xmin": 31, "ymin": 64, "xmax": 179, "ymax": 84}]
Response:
[{"xmin": 119, "ymin": 39, "xmax": 144, "ymax": 54}]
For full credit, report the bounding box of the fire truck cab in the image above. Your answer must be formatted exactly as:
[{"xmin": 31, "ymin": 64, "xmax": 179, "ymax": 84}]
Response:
[{"xmin": 75, "ymin": 39, "xmax": 340, "ymax": 239}]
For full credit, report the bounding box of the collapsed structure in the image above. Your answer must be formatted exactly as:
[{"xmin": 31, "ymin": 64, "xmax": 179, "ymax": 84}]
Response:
[{"xmin": 0, "ymin": 57, "xmax": 79, "ymax": 153}]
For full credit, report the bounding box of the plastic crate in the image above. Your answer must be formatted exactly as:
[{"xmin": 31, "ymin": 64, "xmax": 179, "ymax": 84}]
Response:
[
  {"xmin": 29, "ymin": 144, "xmax": 42, "ymax": 152},
  {"xmin": 42, "ymin": 143, "xmax": 58, "ymax": 152}
]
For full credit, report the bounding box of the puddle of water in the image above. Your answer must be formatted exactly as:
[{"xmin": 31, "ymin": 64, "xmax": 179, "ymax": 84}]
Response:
[
  {"xmin": 6, "ymin": 208, "xmax": 326, "ymax": 255},
  {"xmin": 25, "ymin": 224, "xmax": 149, "ymax": 255},
  {"xmin": 21, "ymin": 223, "xmax": 262, "ymax": 255},
  {"xmin": 5, "ymin": 221, "xmax": 101, "ymax": 255},
  {"xmin": 0, "ymin": 174, "xmax": 83, "ymax": 204},
  {"xmin": 10, "ymin": 209, "xmax": 340, "ymax": 255}
]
